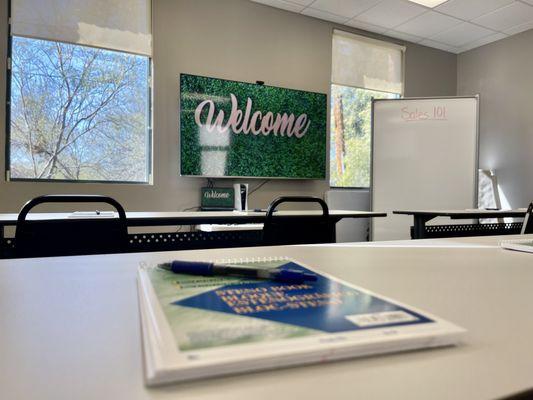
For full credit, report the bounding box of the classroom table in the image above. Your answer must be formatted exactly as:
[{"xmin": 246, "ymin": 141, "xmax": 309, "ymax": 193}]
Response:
[
  {"xmin": 394, "ymin": 209, "xmax": 527, "ymax": 239},
  {"xmin": 0, "ymin": 210, "xmax": 386, "ymax": 227},
  {"xmin": 0, "ymin": 210, "xmax": 386, "ymax": 257},
  {"xmin": 1, "ymin": 235, "xmax": 533, "ymax": 400}
]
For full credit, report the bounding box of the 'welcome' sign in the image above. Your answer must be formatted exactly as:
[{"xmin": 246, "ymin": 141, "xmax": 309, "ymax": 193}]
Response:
[{"xmin": 180, "ymin": 74, "xmax": 327, "ymax": 179}]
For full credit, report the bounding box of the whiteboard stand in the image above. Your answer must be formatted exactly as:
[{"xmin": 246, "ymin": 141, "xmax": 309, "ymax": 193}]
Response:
[{"xmin": 370, "ymin": 96, "xmax": 480, "ymax": 241}]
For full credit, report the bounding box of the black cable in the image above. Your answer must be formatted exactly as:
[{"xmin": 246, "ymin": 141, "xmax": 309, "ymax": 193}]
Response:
[
  {"xmin": 248, "ymin": 179, "xmax": 270, "ymax": 197},
  {"xmin": 182, "ymin": 206, "xmax": 200, "ymax": 212},
  {"xmin": 180, "ymin": 205, "xmax": 201, "ymax": 231}
]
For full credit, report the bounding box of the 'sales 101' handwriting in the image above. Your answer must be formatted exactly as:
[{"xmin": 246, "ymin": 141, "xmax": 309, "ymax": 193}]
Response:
[{"xmin": 401, "ymin": 106, "xmax": 447, "ymax": 122}]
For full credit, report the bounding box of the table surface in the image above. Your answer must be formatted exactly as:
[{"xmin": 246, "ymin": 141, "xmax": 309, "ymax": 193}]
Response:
[
  {"xmin": 1, "ymin": 235, "xmax": 533, "ymax": 400},
  {"xmin": 394, "ymin": 208, "xmax": 527, "ymax": 219},
  {"xmin": 0, "ymin": 209, "xmax": 386, "ymax": 226}
]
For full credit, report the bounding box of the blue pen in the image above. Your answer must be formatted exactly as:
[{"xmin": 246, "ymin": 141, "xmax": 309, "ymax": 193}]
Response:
[{"xmin": 158, "ymin": 260, "xmax": 317, "ymax": 284}]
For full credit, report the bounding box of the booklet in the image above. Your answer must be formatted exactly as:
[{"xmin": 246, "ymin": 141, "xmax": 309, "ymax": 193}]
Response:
[
  {"xmin": 137, "ymin": 257, "xmax": 465, "ymax": 386},
  {"xmin": 501, "ymin": 239, "xmax": 533, "ymax": 253}
]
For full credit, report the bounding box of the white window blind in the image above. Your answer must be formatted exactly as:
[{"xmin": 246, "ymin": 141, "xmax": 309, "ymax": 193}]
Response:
[
  {"xmin": 12, "ymin": 0, "xmax": 152, "ymax": 56},
  {"xmin": 332, "ymin": 30, "xmax": 405, "ymax": 94}
]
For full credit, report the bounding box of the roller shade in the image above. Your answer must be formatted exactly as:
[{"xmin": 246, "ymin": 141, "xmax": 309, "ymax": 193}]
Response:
[
  {"xmin": 332, "ymin": 30, "xmax": 404, "ymax": 94},
  {"xmin": 11, "ymin": 0, "xmax": 152, "ymax": 56}
]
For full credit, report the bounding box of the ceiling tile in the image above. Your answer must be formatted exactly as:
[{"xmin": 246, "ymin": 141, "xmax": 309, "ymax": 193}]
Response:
[
  {"xmin": 284, "ymin": 0, "xmax": 315, "ymax": 5},
  {"xmin": 309, "ymin": 0, "xmax": 382, "ymax": 19},
  {"xmin": 503, "ymin": 19, "xmax": 533, "ymax": 35},
  {"xmin": 435, "ymin": 0, "xmax": 515, "ymax": 21},
  {"xmin": 251, "ymin": 0, "xmax": 305, "ymax": 12},
  {"xmin": 301, "ymin": 7, "xmax": 350, "ymax": 24},
  {"xmin": 458, "ymin": 32, "xmax": 507, "ymax": 52},
  {"xmin": 430, "ymin": 22, "xmax": 496, "ymax": 47},
  {"xmin": 385, "ymin": 29, "xmax": 424, "ymax": 43},
  {"xmin": 473, "ymin": 2, "xmax": 533, "ymax": 31},
  {"xmin": 419, "ymin": 38, "xmax": 460, "ymax": 53},
  {"xmin": 345, "ymin": 19, "xmax": 389, "ymax": 34},
  {"xmin": 248, "ymin": 0, "xmax": 532, "ymax": 54},
  {"xmin": 395, "ymin": 10, "xmax": 462, "ymax": 37},
  {"xmin": 354, "ymin": 0, "xmax": 427, "ymax": 29}
]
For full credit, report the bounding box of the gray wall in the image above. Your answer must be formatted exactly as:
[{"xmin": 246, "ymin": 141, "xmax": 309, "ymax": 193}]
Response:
[
  {"xmin": 458, "ymin": 29, "xmax": 533, "ymax": 208},
  {"xmin": 0, "ymin": 0, "xmax": 457, "ymax": 213},
  {"xmin": 405, "ymin": 42, "xmax": 457, "ymax": 97}
]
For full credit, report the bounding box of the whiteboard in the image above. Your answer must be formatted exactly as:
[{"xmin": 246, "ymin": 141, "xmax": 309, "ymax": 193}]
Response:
[{"xmin": 371, "ymin": 97, "xmax": 479, "ymax": 241}]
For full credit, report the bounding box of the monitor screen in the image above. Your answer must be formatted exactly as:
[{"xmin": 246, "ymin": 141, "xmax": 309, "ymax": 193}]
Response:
[{"xmin": 179, "ymin": 74, "xmax": 327, "ymax": 179}]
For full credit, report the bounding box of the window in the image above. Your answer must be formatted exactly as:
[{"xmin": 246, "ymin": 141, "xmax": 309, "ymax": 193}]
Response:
[
  {"xmin": 9, "ymin": 37, "xmax": 150, "ymax": 182},
  {"xmin": 7, "ymin": 0, "xmax": 152, "ymax": 183},
  {"xmin": 330, "ymin": 85, "xmax": 398, "ymax": 188},
  {"xmin": 330, "ymin": 30, "xmax": 404, "ymax": 188}
]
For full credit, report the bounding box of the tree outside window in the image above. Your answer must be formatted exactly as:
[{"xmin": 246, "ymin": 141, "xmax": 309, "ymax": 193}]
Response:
[
  {"xmin": 8, "ymin": 36, "xmax": 150, "ymax": 182},
  {"xmin": 329, "ymin": 85, "xmax": 398, "ymax": 188}
]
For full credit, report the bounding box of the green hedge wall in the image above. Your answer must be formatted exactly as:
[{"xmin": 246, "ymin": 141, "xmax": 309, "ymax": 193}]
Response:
[{"xmin": 180, "ymin": 74, "xmax": 327, "ymax": 179}]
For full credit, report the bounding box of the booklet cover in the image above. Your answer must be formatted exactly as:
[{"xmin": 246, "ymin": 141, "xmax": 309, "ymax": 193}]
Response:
[{"xmin": 138, "ymin": 258, "xmax": 465, "ymax": 385}]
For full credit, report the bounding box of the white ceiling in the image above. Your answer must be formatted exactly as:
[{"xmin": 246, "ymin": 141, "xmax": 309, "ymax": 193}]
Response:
[{"xmin": 250, "ymin": 0, "xmax": 533, "ymax": 53}]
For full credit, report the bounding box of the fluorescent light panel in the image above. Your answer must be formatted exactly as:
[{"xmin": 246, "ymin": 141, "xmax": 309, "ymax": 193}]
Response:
[{"xmin": 407, "ymin": 0, "xmax": 448, "ymax": 7}]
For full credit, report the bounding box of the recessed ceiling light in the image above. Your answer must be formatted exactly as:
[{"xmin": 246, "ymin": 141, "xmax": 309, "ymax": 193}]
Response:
[{"xmin": 407, "ymin": 0, "xmax": 448, "ymax": 7}]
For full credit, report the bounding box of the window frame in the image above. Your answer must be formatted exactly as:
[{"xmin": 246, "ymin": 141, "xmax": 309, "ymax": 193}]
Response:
[
  {"xmin": 329, "ymin": 30, "xmax": 405, "ymax": 190},
  {"xmin": 4, "ymin": 0, "xmax": 153, "ymax": 185}
]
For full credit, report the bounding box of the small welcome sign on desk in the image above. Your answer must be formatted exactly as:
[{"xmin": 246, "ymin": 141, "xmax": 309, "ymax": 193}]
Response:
[
  {"xmin": 200, "ymin": 187, "xmax": 234, "ymax": 211},
  {"xmin": 179, "ymin": 73, "xmax": 327, "ymax": 179}
]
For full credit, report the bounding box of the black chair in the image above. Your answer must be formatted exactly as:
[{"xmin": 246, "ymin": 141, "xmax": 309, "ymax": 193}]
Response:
[
  {"xmin": 262, "ymin": 196, "xmax": 335, "ymax": 246},
  {"xmin": 521, "ymin": 202, "xmax": 533, "ymax": 234},
  {"xmin": 15, "ymin": 195, "xmax": 128, "ymax": 258}
]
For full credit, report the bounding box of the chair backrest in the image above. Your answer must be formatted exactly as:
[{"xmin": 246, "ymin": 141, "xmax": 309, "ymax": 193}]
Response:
[
  {"xmin": 15, "ymin": 195, "xmax": 128, "ymax": 258},
  {"xmin": 521, "ymin": 202, "xmax": 533, "ymax": 234},
  {"xmin": 262, "ymin": 196, "xmax": 334, "ymax": 246}
]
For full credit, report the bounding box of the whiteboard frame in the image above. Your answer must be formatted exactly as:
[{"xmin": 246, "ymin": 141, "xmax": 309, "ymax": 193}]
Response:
[{"xmin": 370, "ymin": 95, "xmax": 480, "ymax": 240}]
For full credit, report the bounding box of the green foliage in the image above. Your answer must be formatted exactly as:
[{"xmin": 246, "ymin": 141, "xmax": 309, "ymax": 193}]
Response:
[
  {"xmin": 329, "ymin": 85, "xmax": 398, "ymax": 188},
  {"xmin": 180, "ymin": 74, "xmax": 327, "ymax": 179}
]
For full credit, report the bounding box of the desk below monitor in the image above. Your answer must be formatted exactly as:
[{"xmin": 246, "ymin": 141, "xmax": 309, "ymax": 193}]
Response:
[{"xmin": 0, "ymin": 210, "xmax": 386, "ymax": 258}]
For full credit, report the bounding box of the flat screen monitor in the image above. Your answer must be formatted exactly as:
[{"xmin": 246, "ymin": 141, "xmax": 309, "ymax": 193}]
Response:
[{"xmin": 179, "ymin": 74, "xmax": 327, "ymax": 179}]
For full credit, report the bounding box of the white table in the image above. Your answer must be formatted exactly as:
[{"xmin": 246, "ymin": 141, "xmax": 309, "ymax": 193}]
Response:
[
  {"xmin": 331, "ymin": 233, "xmax": 529, "ymax": 248},
  {"xmin": 0, "ymin": 210, "xmax": 387, "ymax": 257},
  {"xmin": 0, "ymin": 210, "xmax": 386, "ymax": 226},
  {"xmin": 1, "ymin": 235, "xmax": 533, "ymax": 400}
]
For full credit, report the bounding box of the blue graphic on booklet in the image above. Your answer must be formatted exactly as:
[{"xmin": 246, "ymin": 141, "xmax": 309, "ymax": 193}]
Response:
[{"xmin": 174, "ymin": 262, "xmax": 433, "ymax": 332}]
